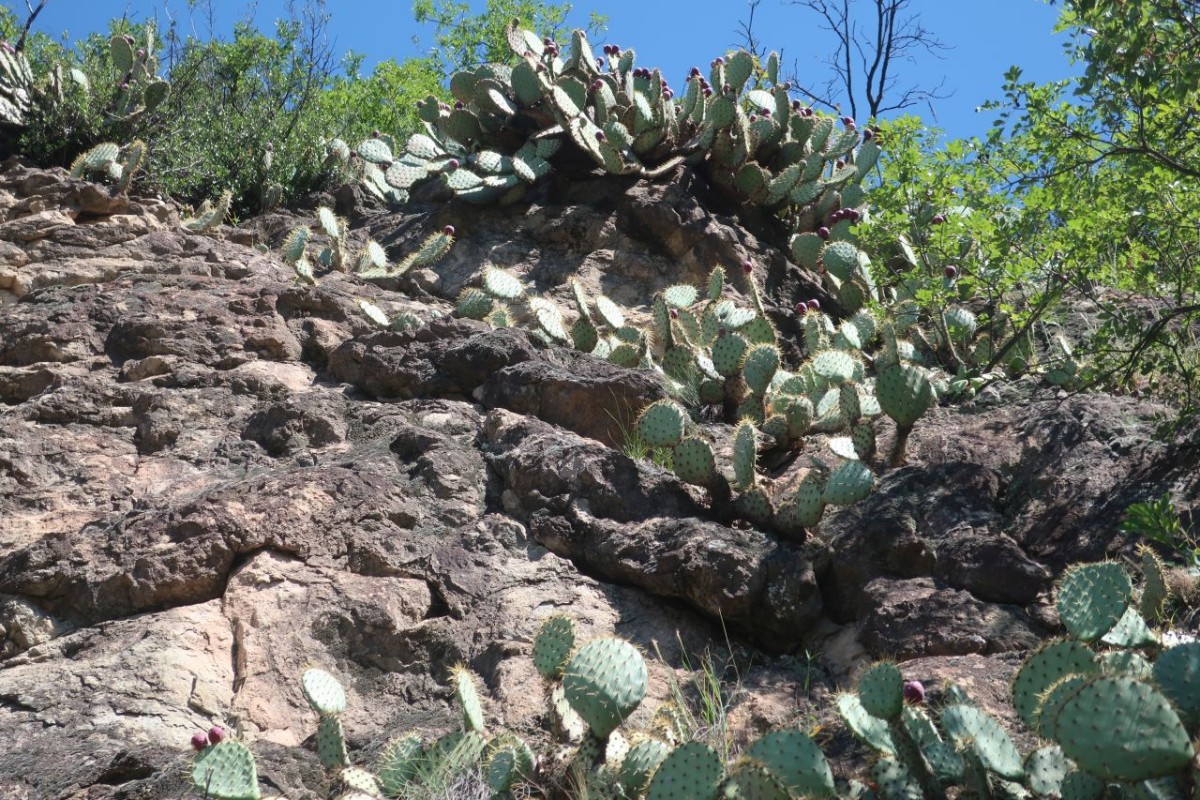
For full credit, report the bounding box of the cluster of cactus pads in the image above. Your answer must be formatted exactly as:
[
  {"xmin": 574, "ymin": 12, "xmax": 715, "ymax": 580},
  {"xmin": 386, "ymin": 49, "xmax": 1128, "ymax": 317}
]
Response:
[
  {"xmin": 452, "ymin": 259, "xmax": 934, "ymax": 532},
  {"xmin": 188, "ymin": 554, "xmax": 1200, "ymax": 799},
  {"xmin": 66, "ymin": 140, "xmax": 147, "ymax": 193},
  {"xmin": 331, "ymin": 21, "xmax": 882, "ymax": 307},
  {"xmin": 0, "ymin": 25, "xmax": 169, "ymax": 129}
]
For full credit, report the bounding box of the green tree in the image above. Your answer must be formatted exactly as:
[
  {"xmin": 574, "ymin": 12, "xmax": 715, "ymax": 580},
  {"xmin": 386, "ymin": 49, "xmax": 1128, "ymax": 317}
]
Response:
[{"xmin": 412, "ymin": 0, "xmax": 606, "ymax": 77}]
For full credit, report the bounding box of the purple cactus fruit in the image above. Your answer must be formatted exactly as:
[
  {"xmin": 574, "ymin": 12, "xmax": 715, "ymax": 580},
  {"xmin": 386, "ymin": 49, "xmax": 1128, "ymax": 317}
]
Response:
[
  {"xmin": 749, "ymin": 114, "xmax": 757, "ymax": 123},
  {"xmin": 370, "ymin": 130, "xmax": 381, "ymax": 138},
  {"xmin": 122, "ymin": 34, "xmax": 135, "ymax": 45},
  {"xmin": 741, "ymin": 259, "xmax": 753, "ymax": 275},
  {"xmin": 543, "ymin": 37, "xmax": 555, "ymax": 46},
  {"xmin": 669, "ymin": 308, "xmax": 679, "ymax": 319},
  {"xmin": 703, "ymin": 87, "xmax": 713, "ymax": 97},
  {"xmin": 841, "ymin": 115, "xmax": 853, "ymax": 126},
  {"xmin": 795, "ymin": 302, "xmax": 808, "ymax": 315},
  {"xmin": 835, "ymin": 159, "xmax": 845, "ymax": 169},
  {"xmin": 663, "ymin": 88, "xmax": 673, "ymax": 100},
  {"xmin": 595, "ymin": 130, "xmax": 606, "ymax": 141},
  {"xmin": 903, "ymin": 680, "xmax": 925, "ymax": 704},
  {"xmin": 208, "ymin": 726, "xmax": 225, "ymax": 745},
  {"xmin": 596, "ymin": 57, "xmax": 604, "ymax": 69},
  {"xmin": 847, "ymin": 121, "xmax": 857, "ymax": 131},
  {"xmin": 349, "ymin": 150, "xmax": 359, "ymax": 159},
  {"xmin": 454, "ymin": 101, "xmax": 465, "ymax": 110},
  {"xmin": 524, "ymin": 50, "xmax": 534, "ymax": 59},
  {"xmin": 191, "ymin": 731, "xmax": 209, "ymax": 751},
  {"xmin": 862, "ymin": 128, "xmax": 875, "ymax": 141},
  {"xmin": 846, "ymin": 209, "xmax": 861, "ymax": 222},
  {"xmin": 712, "ymin": 57, "xmax": 725, "ymax": 66},
  {"xmin": 439, "ymin": 102, "xmax": 451, "ymax": 111},
  {"xmin": 817, "ymin": 226, "xmax": 830, "ymax": 240},
  {"xmin": 690, "ymin": 66, "xmax": 701, "ymax": 77},
  {"xmin": 792, "ymin": 100, "xmax": 802, "ymax": 111},
  {"xmin": 807, "ymin": 299, "xmax": 821, "ymax": 312},
  {"xmin": 136, "ymin": 48, "xmax": 146, "ymax": 59},
  {"xmin": 447, "ymin": 158, "xmax": 460, "ymax": 170},
  {"xmin": 722, "ymin": 83, "xmax": 731, "ymax": 94},
  {"xmin": 443, "ymin": 225, "xmax": 456, "ymax": 236},
  {"xmin": 700, "ymin": 78, "xmax": 710, "ymax": 89},
  {"xmin": 828, "ymin": 210, "xmax": 843, "ymax": 223},
  {"xmin": 760, "ymin": 108, "xmax": 771, "ymax": 117},
  {"xmin": 803, "ymin": 107, "xmax": 814, "ymax": 117},
  {"xmin": 944, "ymin": 265, "xmax": 958, "ymax": 279},
  {"xmin": 931, "ymin": 213, "xmax": 946, "ymax": 225}
]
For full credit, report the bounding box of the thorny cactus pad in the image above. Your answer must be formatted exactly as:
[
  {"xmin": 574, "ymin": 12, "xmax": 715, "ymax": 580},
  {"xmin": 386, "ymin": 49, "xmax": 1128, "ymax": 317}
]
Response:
[{"xmin": 562, "ymin": 638, "xmax": 648, "ymax": 738}]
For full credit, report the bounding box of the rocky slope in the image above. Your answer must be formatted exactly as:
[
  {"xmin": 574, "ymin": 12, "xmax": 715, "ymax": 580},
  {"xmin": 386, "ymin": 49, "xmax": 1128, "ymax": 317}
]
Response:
[{"xmin": 0, "ymin": 157, "xmax": 1196, "ymax": 798}]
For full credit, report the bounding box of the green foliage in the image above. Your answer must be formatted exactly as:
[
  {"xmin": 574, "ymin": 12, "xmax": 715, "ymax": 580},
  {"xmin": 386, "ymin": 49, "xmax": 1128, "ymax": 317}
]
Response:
[{"xmin": 1122, "ymin": 493, "xmax": 1199, "ymax": 569}]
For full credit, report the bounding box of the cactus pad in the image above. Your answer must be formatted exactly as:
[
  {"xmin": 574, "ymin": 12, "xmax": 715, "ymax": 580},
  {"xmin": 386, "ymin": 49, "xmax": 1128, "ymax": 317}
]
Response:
[
  {"xmin": 451, "ymin": 665, "xmax": 486, "ymax": 733},
  {"xmin": 618, "ymin": 737, "xmax": 670, "ymax": 794},
  {"xmin": 742, "ymin": 344, "xmax": 780, "ymax": 395},
  {"xmin": 856, "ymin": 662, "xmax": 904, "ymax": 721},
  {"xmin": 1055, "ymin": 561, "xmax": 1132, "ymax": 643},
  {"xmin": 940, "ymin": 703, "xmax": 1023, "ymax": 780},
  {"xmin": 301, "ymin": 668, "xmax": 346, "ymax": 715},
  {"xmin": 1152, "ymin": 642, "xmax": 1200, "ymax": 728},
  {"xmin": 645, "ymin": 741, "xmax": 723, "ymax": 800},
  {"xmin": 822, "ymin": 460, "xmax": 874, "ymax": 506},
  {"xmin": 533, "ymin": 614, "xmax": 577, "ymax": 680},
  {"xmin": 192, "ymin": 741, "xmax": 260, "ymax": 800},
  {"xmin": 562, "ymin": 638, "xmax": 648, "ymax": 738},
  {"xmin": 376, "ymin": 733, "xmax": 423, "ymax": 795},
  {"xmin": 482, "ymin": 267, "xmax": 525, "ymax": 300},
  {"xmin": 317, "ymin": 714, "xmax": 348, "ymax": 770},
  {"xmin": 745, "ymin": 730, "xmax": 835, "ymax": 797},
  {"xmin": 836, "ymin": 693, "xmax": 896, "ymax": 756},
  {"xmin": 732, "ymin": 420, "xmax": 758, "ymax": 490},
  {"xmin": 636, "ymin": 400, "xmax": 688, "ymax": 449},
  {"xmin": 1011, "ymin": 639, "xmax": 1097, "ymax": 730},
  {"xmin": 672, "ymin": 437, "xmax": 717, "ymax": 487},
  {"xmin": 876, "ymin": 364, "xmax": 934, "ymax": 429},
  {"xmin": 1052, "ymin": 676, "xmax": 1193, "ymax": 782}
]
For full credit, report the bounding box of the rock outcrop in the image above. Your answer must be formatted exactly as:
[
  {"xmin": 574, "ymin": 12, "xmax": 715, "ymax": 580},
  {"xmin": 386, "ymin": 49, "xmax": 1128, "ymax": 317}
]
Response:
[{"xmin": 0, "ymin": 157, "xmax": 1196, "ymax": 798}]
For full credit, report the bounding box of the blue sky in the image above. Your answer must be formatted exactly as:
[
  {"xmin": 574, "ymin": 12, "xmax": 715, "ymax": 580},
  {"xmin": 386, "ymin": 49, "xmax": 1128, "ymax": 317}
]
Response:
[{"xmin": 23, "ymin": 0, "xmax": 1080, "ymax": 141}]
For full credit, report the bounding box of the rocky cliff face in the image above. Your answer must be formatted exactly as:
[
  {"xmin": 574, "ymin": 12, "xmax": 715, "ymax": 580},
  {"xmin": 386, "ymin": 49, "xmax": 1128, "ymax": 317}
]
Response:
[{"xmin": 0, "ymin": 157, "xmax": 1196, "ymax": 798}]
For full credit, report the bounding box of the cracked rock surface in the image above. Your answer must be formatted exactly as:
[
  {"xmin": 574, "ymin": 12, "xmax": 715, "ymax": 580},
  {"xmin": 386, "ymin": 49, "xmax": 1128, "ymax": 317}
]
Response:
[{"xmin": 1, "ymin": 158, "xmax": 1198, "ymax": 797}]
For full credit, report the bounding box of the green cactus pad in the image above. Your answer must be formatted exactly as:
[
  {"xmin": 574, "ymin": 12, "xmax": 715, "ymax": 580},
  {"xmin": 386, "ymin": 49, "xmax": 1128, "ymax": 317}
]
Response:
[
  {"xmin": 707, "ymin": 266, "xmax": 726, "ymax": 301},
  {"xmin": 737, "ymin": 487, "xmax": 774, "ymax": 526},
  {"xmin": 871, "ymin": 758, "xmax": 922, "ymax": 800},
  {"xmin": 1011, "ymin": 639, "xmax": 1097, "ymax": 730},
  {"xmin": 562, "ymin": 638, "xmax": 648, "ymax": 738},
  {"xmin": 1024, "ymin": 745, "xmax": 1069, "ymax": 797},
  {"xmin": 940, "ymin": 703, "xmax": 1024, "ymax": 780},
  {"xmin": 1099, "ymin": 603, "xmax": 1157, "ymax": 648},
  {"xmin": 732, "ymin": 420, "xmax": 758, "ymax": 490},
  {"xmin": 1098, "ymin": 649, "xmax": 1153, "ymax": 679},
  {"xmin": 851, "ymin": 424, "xmax": 876, "ymax": 460},
  {"xmin": 457, "ymin": 287, "xmax": 494, "ymax": 320},
  {"xmin": 317, "ymin": 713, "xmax": 349, "ymax": 770},
  {"xmin": 636, "ymin": 400, "xmax": 688, "ymax": 449},
  {"xmin": 740, "ymin": 315, "xmax": 778, "ymax": 346},
  {"xmin": 775, "ymin": 480, "xmax": 826, "ymax": 533},
  {"xmin": 486, "ymin": 736, "xmax": 535, "ymax": 792},
  {"xmin": 1055, "ymin": 561, "xmax": 1133, "ymax": 643},
  {"xmin": 301, "ymin": 668, "xmax": 346, "ymax": 715},
  {"xmin": 742, "ymin": 344, "xmax": 780, "ymax": 396},
  {"xmin": 1152, "ymin": 642, "xmax": 1200, "ymax": 728},
  {"xmin": 672, "ymin": 437, "xmax": 717, "ymax": 486},
  {"xmin": 822, "ymin": 460, "xmax": 874, "ymax": 506},
  {"xmin": 836, "ymin": 693, "xmax": 896, "ymax": 756},
  {"xmin": 533, "ymin": 614, "xmax": 577, "ymax": 680},
  {"xmin": 944, "ymin": 306, "xmax": 977, "ymax": 343},
  {"xmin": 856, "ymin": 663, "xmax": 904, "ymax": 721},
  {"xmin": 618, "ymin": 737, "xmax": 671, "ymax": 795},
  {"xmin": 820, "ymin": 241, "xmax": 862, "ymax": 281},
  {"xmin": 192, "ymin": 741, "xmax": 260, "ymax": 800},
  {"xmin": 376, "ymin": 733, "xmax": 423, "ymax": 795},
  {"xmin": 594, "ymin": 295, "xmax": 626, "ymax": 329},
  {"xmin": 1140, "ymin": 547, "xmax": 1172, "ymax": 621},
  {"xmin": 661, "ymin": 284, "xmax": 698, "ymax": 309},
  {"xmin": 482, "ymin": 267, "xmax": 525, "ymax": 300},
  {"xmin": 1036, "ymin": 674, "xmax": 1090, "ymax": 741},
  {"xmin": 357, "ymin": 138, "xmax": 394, "ymax": 164},
  {"xmin": 811, "ymin": 350, "xmax": 859, "ymax": 384},
  {"xmin": 723, "ymin": 757, "xmax": 790, "ymax": 800},
  {"xmin": 1052, "ymin": 676, "xmax": 1193, "ymax": 782},
  {"xmin": 551, "ymin": 683, "xmax": 588, "ymax": 742},
  {"xmin": 761, "ymin": 414, "xmax": 791, "ymax": 447},
  {"xmin": 336, "ymin": 766, "xmax": 380, "ymax": 797},
  {"xmin": 358, "ymin": 299, "xmax": 390, "ymax": 329},
  {"xmin": 876, "ymin": 364, "xmax": 935, "ymax": 429},
  {"xmin": 529, "ymin": 297, "xmax": 570, "ymax": 343},
  {"xmin": 712, "ymin": 331, "xmax": 749, "ymax": 378},
  {"xmin": 745, "ymin": 730, "xmax": 836, "ymax": 797},
  {"xmin": 451, "ymin": 665, "xmax": 486, "ymax": 733},
  {"xmin": 645, "ymin": 741, "xmax": 723, "ymax": 800},
  {"xmin": 571, "ymin": 317, "xmax": 599, "ymax": 353}
]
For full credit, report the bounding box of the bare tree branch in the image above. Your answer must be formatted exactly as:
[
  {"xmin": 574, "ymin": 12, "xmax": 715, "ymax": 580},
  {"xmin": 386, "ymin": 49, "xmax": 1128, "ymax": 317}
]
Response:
[
  {"xmin": 785, "ymin": 0, "xmax": 952, "ymax": 121},
  {"xmin": 16, "ymin": 0, "xmax": 47, "ymax": 52}
]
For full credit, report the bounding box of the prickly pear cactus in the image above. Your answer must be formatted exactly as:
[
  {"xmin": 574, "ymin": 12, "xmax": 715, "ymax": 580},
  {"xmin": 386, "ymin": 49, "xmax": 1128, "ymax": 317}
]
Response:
[
  {"xmin": 561, "ymin": 638, "xmax": 648, "ymax": 738},
  {"xmin": 191, "ymin": 741, "xmax": 261, "ymax": 800}
]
